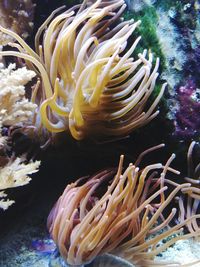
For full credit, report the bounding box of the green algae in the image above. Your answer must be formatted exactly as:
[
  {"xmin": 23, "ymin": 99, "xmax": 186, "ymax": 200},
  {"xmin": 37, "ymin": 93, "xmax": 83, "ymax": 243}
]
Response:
[{"xmin": 124, "ymin": 6, "xmax": 166, "ymax": 73}]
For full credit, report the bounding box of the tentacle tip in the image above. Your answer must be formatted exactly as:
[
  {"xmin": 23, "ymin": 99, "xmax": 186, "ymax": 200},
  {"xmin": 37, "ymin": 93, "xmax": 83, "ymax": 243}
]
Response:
[
  {"xmin": 171, "ymin": 153, "xmax": 176, "ymax": 159},
  {"xmin": 163, "ymin": 82, "xmax": 168, "ymax": 88}
]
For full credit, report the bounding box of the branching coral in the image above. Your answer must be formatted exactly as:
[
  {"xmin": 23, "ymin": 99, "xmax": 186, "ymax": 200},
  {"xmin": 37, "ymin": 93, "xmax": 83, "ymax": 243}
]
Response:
[
  {"xmin": 47, "ymin": 145, "xmax": 200, "ymax": 266},
  {"xmin": 0, "ymin": 157, "xmax": 40, "ymax": 210},
  {"xmin": 0, "ymin": 0, "xmax": 166, "ymax": 141},
  {"xmin": 0, "ymin": 63, "xmax": 37, "ymax": 126},
  {"xmin": 0, "ymin": 63, "xmax": 40, "ymax": 210}
]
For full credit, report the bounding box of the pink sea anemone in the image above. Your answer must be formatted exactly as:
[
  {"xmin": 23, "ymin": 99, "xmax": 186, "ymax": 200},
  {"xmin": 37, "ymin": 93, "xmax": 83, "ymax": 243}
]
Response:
[
  {"xmin": 177, "ymin": 141, "xmax": 200, "ymax": 234},
  {"xmin": 47, "ymin": 145, "xmax": 200, "ymax": 266}
]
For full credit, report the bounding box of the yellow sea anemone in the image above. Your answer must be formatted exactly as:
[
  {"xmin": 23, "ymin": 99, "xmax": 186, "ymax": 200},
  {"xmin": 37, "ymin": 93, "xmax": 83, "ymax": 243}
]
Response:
[
  {"xmin": 0, "ymin": 0, "xmax": 166, "ymax": 140},
  {"xmin": 47, "ymin": 145, "xmax": 200, "ymax": 266}
]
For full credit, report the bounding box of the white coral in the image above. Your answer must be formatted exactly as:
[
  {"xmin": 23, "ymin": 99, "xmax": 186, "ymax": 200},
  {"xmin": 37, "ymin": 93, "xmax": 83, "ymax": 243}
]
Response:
[
  {"xmin": 0, "ymin": 191, "xmax": 14, "ymax": 210},
  {"xmin": 0, "ymin": 63, "xmax": 37, "ymax": 126},
  {"xmin": 0, "ymin": 158, "xmax": 40, "ymax": 191},
  {"xmin": 0, "ymin": 63, "xmax": 40, "ymax": 210},
  {"xmin": 0, "ymin": 158, "xmax": 40, "ymax": 210}
]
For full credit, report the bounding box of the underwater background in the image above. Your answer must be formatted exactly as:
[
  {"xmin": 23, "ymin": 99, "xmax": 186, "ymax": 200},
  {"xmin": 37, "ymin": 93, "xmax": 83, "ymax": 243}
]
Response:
[{"xmin": 0, "ymin": 0, "xmax": 200, "ymax": 266}]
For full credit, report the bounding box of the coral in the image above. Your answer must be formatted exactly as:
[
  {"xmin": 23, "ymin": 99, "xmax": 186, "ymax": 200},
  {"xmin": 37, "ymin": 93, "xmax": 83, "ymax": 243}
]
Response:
[
  {"xmin": 0, "ymin": 158, "xmax": 40, "ymax": 210},
  {"xmin": 0, "ymin": 63, "xmax": 40, "ymax": 210},
  {"xmin": 0, "ymin": 0, "xmax": 35, "ymax": 45},
  {"xmin": 47, "ymin": 145, "xmax": 200, "ymax": 266},
  {"xmin": 0, "ymin": 63, "xmax": 37, "ymax": 126},
  {"xmin": 0, "ymin": 0, "xmax": 166, "ymax": 141},
  {"xmin": 173, "ymin": 79, "xmax": 200, "ymax": 140}
]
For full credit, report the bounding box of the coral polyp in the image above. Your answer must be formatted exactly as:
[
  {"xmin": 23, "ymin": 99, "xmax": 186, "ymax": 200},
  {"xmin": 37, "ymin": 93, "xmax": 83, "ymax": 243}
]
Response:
[
  {"xmin": 47, "ymin": 145, "xmax": 200, "ymax": 266},
  {"xmin": 0, "ymin": 0, "xmax": 166, "ymax": 141}
]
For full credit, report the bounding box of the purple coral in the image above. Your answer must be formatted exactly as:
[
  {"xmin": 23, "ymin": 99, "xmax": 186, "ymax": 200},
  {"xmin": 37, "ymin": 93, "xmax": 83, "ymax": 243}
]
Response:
[{"xmin": 174, "ymin": 79, "xmax": 200, "ymax": 139}]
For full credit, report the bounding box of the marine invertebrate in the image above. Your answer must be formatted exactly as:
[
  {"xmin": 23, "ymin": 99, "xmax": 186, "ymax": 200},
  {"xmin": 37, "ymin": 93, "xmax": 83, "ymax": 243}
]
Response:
[
  {"xmin": 47, "ymin": 145, "xmax": 200, "ymax": 266},
  {"xmin": 0, "ymin": 0, "xmax": 166, "ymax": 141},
  {"xmin": 0, "ymin": 157, "xmax": 40, "ymax": 210},
  {"xmin": 0, "ymin": 0, "xmax": 35, "ymax": 45},
  {"xmin": 0, "ymin": 63, "xmax": 40, "ymax": 210},
  {"xmin": 177, "ymin": 141, "xmax": 200, "ymax": 233},
  {"xmin": 0, "ymin": 63, "xmax": 37, "ymax": 127}
]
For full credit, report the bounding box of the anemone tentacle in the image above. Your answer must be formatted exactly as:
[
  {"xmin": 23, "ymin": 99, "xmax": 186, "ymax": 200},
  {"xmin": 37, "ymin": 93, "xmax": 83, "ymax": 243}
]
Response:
[
  {"xmin": 0, "ymin": 0, "xmax": 165, "ymax": 140},
  {"xmin": 47, "ymin": 145, "xmax": 200, "ymax": 266}
]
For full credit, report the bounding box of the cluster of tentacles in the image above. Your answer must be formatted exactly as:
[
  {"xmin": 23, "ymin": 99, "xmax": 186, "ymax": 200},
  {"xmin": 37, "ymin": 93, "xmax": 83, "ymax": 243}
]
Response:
[
  {"xmin": 2, "ymin": 1, "xmax": 200, "ymax": 266},
  {"xmin": 47, "ymin": 144, "xmax": 200, "ymax": 266},
  {"xmin": 0, "ymin": 0, "xmax": 165, "ymax": 141},
  {"xmin": 177, "ymin": 141, "xmax": 200, "ymax": 235}
]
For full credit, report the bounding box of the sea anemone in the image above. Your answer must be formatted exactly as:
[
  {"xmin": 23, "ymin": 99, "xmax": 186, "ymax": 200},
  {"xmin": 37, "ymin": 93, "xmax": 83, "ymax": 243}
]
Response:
[
  {"xmin": 177, "ymin": 141, "xmax": 200, "ymax": 234},
  {"xmin": 47, "ymin": 144, "xmax": 200, "ymax": 266},
  {"xmin": 0, "ymin": 0, "xmax": 166, "ymax": 141}
]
